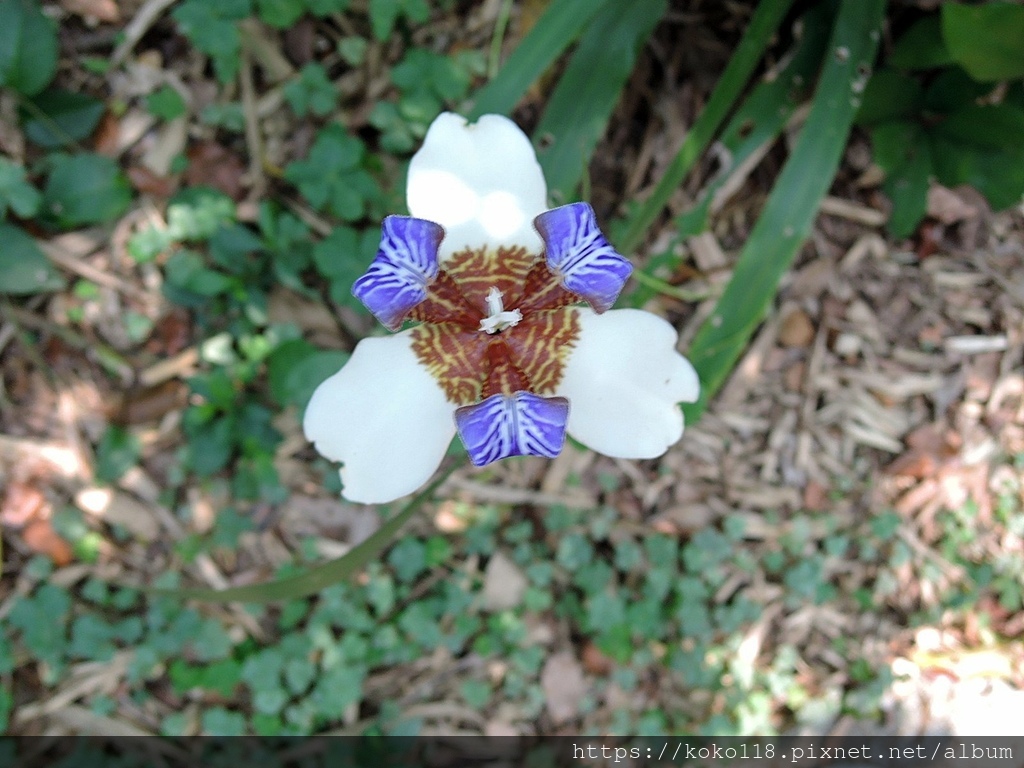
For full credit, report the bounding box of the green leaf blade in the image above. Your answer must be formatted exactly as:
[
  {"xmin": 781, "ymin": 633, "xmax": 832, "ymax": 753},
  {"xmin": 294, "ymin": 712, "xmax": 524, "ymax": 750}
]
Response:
[
  {"xmin": 467, "ymin": 0, "xmax": 612, "ymax": 119},
  {"xmin": 683, "ymin": 0, "xmax": 887, "ymax": 420},
  {"xmin": 534, "ymin": 0, "xmax": 667, "ymax": 204},
  {"xmin": 615, "ymin": 0, "xmax": 798, "ymax": 254},
  {"xmin": 0, "ymin": 0, "xmax": 58, "ymax": 96},
  {"xmin": 43, "ymin": 154, "xmax": 132, "ymax": 229}
]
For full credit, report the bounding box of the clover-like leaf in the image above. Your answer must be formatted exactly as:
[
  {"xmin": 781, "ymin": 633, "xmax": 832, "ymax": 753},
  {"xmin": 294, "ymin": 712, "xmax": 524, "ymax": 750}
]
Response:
[{"xmin": 284, "ymin": 125, "xmax": 379, "ymax": 220}]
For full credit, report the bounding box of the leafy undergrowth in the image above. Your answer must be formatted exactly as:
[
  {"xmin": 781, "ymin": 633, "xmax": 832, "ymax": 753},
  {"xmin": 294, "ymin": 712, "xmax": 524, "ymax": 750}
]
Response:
[{"xmin": 1, "ymin": 0, "xmax": 1023, "ymax": 737}]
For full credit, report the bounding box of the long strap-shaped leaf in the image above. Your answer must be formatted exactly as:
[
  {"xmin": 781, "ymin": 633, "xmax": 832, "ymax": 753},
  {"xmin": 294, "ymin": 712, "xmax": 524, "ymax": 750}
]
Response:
[
  {"xmin": 616, "ymin": 0, "xmax": 798, "ymax": 255},
  {"xmin": 629, "ymin": 1, "xmax": 833, "ymax": 309},
  {"xmin": 534, "ymin": 0, "xmax": 668, "ymax": 204},
  {"xmin": 684, "ymin": 0, "xmax": 887, "ymax": 420},
  {"xmin": 466, "ymin": 0, "xmax": 613, "ymax": 119},
  {"xmin": 154, "ymin": 462, "xmax": 460, "ymax": 603}
]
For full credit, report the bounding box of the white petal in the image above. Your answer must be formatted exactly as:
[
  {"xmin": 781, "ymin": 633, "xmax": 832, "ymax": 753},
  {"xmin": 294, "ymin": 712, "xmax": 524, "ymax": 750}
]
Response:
[
  {"xmin": 303, "ymin": 333, "xmax": 456, "ymax": 504},
  {"xmin": 557, "ymin": 308, "xmax": 700, "ymax": 459},
  {"xmin": 406, "ymin": 113, "xmax": 547, "ymax": 259}
]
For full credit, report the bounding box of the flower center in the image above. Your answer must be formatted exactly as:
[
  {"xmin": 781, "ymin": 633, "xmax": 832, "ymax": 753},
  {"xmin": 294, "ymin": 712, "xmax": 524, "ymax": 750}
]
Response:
[
  {"xmin": 479, "ymin": 287, "xmax": 522, "ymax": 334},
  {"xmin": 409, "ymin": 246, "xmax": 580, "ymax": 405}
]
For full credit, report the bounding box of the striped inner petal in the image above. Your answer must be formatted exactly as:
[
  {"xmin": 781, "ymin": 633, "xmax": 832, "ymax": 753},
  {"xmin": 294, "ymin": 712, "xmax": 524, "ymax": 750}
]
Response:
[
  {"xmin": 534, "ymin": 202, "xmax": 632, "ymax": 314},
  {"xmin": 455, "ymin": 391, "xmax": 569, "ymax": 466},
  {"xmin": 352, "ymin": 215, "xmax": 444, "ymax": 330}
]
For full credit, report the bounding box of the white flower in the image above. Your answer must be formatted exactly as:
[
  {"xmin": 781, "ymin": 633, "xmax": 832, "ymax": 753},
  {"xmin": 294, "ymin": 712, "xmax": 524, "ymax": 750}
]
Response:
[{"xmin": 304, "ymin": 113, "xmax": 699, "ymax": 503}]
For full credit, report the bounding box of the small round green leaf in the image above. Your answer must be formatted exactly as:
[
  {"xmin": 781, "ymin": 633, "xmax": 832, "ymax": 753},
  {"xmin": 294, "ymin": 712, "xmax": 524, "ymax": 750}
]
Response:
[
  {"xmin": 44, "ymin": 154, "xmax": 132, "ymax": 228},
  {"xmin": 0, "ymin": 224, "xmax": 64, "ymax": 294}
]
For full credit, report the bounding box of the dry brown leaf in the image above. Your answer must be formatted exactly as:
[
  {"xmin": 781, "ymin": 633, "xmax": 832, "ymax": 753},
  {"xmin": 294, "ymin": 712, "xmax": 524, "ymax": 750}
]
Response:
[
  {"xmin": 76, "ymin": 488, "xmax": 161, "ymax": 542},
  {"xmin": 802, "ymin": 479, "xmax": 829, "ymax": 512},
  {"xmin": 927, "ymin": 185, "xmax": 979, "ymax": 225},
  {"xmin": 92, "ymin": 111, "xmax": 121, "ymax": 156},
  {"xmin": 22, "ymin": 519, "xmax": 74, "ymax": 566},
  {"xmin": 115, "ymin": 380, "xmax": 189, "ymax": 425},
  {"xmin": 185, "ymin": 141, "xmax": 246, "ymax": 201},
  {"xmin": 482, "ymin": 551, "xmax": 527, "ymax": 612},
  {"xmin": 540, "ymin": 651, "xmax": 586, "ymax": 726},
  {"xmin": 886, "ymin": 424, "xmax": 960, "ymax": 479},
  {"xmin": 779, "ymin": 308, "xmax": 815, "ymax": 348},
  {"xmin": 581, "ymin": 642, "xmax": 613, "ymax": 676},
  {"xmin": 126, "ymin": 165, "xmax": 178, "ymax": 198},
  {"xmin": 61, "ymin": 0, "xmax": 120, "ymax": 22},
  {"xmin": 1, "ymin": 481, "xmax": 47, "ymax": 527},
  {"xmin": 146, "ymin": 309, "xmax": 192, "ymax": 356}
]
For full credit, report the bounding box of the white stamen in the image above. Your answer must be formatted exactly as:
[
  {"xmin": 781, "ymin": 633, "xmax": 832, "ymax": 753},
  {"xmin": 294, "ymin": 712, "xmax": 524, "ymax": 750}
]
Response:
[{"xmin": 480, "ymin": 286, "xmax": 522, "ymax": 334}]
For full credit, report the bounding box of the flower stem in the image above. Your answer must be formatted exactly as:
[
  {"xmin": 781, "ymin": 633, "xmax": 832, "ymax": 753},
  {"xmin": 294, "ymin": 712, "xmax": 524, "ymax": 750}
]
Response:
[
  {"xmin": 150, "ymin": 459, "xmax": 465, "ymax": 603},
  {"xmin": 630, "ymin": 270, "xmax": 711, "ymax": 303}
]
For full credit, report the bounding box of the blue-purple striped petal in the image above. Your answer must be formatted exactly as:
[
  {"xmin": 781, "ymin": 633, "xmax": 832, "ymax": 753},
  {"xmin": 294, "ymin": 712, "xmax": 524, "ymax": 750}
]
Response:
[
  {"xmin": 534, "ymin": 202, "xmax": 632, "ymax": 313},
  {"xmin": 352, "ymin": 216, "xmax": 444, "ymax": 330},
  {"xmin": 455, "ymin": 392, "xmax": 569, "ymax": 466}
]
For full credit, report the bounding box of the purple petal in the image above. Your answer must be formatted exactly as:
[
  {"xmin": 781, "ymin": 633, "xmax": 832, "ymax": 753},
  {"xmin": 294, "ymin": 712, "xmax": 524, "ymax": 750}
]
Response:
[
  {"xmin": 352, "ymin": 216, "xmax": 444, "ymax": 330},
  {"xmin": 455, "ymin": 392, "xmax": 569, "ymax": 467},
  {"xmin": 534, "ymin": 202, "xmax": 632, "ymax": 313}
]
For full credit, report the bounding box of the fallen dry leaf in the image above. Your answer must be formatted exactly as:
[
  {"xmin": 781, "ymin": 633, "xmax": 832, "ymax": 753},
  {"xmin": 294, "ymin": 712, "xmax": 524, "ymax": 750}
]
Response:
[
  {"xmin": 185, "ymin": 141, "xmax": 246, "ymax": 201},
  {"xmin": 92, "ymin": 111, "xmax": 121, "ymax": 156},
  {"xmin": 126, "ymin": 165, "xmax": 178, "ymax": 198},
  {"xmin": 22, "ymin": 519, "xmax": 74, "ymax": 566},
  {"xmin": 147, "ymin": 309, "xmax": 192, "ymax": 356},
  {"xmin": 482, "ymin": 551, "xmax": 527, "ymax": 612},
  {"xmin": 778, "ymin": 308, "xmax": 815, "ymax": 348},
  {"xmin": 886, "ymin": 424, "xmax": 959, "ymax": 479},
  {"xmin": 581, "ymin": 642, "xmax": 613, "ymax": 676},
  {"xmin": 927, "ymin": 185, "xmax": 978, "ymax": 225},
  {"xmin": 802, "ymin": 479, "xmax": 829, "ymax": 512},
  {"xmin": 115, "ymin": 379, "xmax": 189, "ymax": 425},
  {"xmin": 540, "ymin": 651, "xmax": 586, "ymax": 726},
  {"xmin": 76, "ymin": 487, "xmax": 160, "ymax": 542},
  {"xmin": 1, "ymin": 481, "xmax": 47, "ymax": 528},
  {"xmin": 61, "ymin": 0, "xmax": 120, "ymax": 22}
]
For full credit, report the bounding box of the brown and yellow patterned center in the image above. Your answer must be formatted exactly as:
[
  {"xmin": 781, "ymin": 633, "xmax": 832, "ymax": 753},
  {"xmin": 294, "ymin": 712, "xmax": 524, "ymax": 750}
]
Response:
[{"xmin": 409, "ymin": 246, "xmax": 581, "ymax": 405}]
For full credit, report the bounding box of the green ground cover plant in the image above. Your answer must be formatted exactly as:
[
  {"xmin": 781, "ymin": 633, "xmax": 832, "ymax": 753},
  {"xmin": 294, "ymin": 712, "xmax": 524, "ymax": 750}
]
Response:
[{"xmin": 1, "ymin": 0, "xmax": 1023, "ymax": 738}]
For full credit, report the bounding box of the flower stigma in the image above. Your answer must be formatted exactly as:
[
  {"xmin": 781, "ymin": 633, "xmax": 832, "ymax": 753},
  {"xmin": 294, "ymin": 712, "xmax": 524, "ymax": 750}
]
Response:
[{"xmin": 479, "ymin": 287, "xmax": 522, "ymax": 334}]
